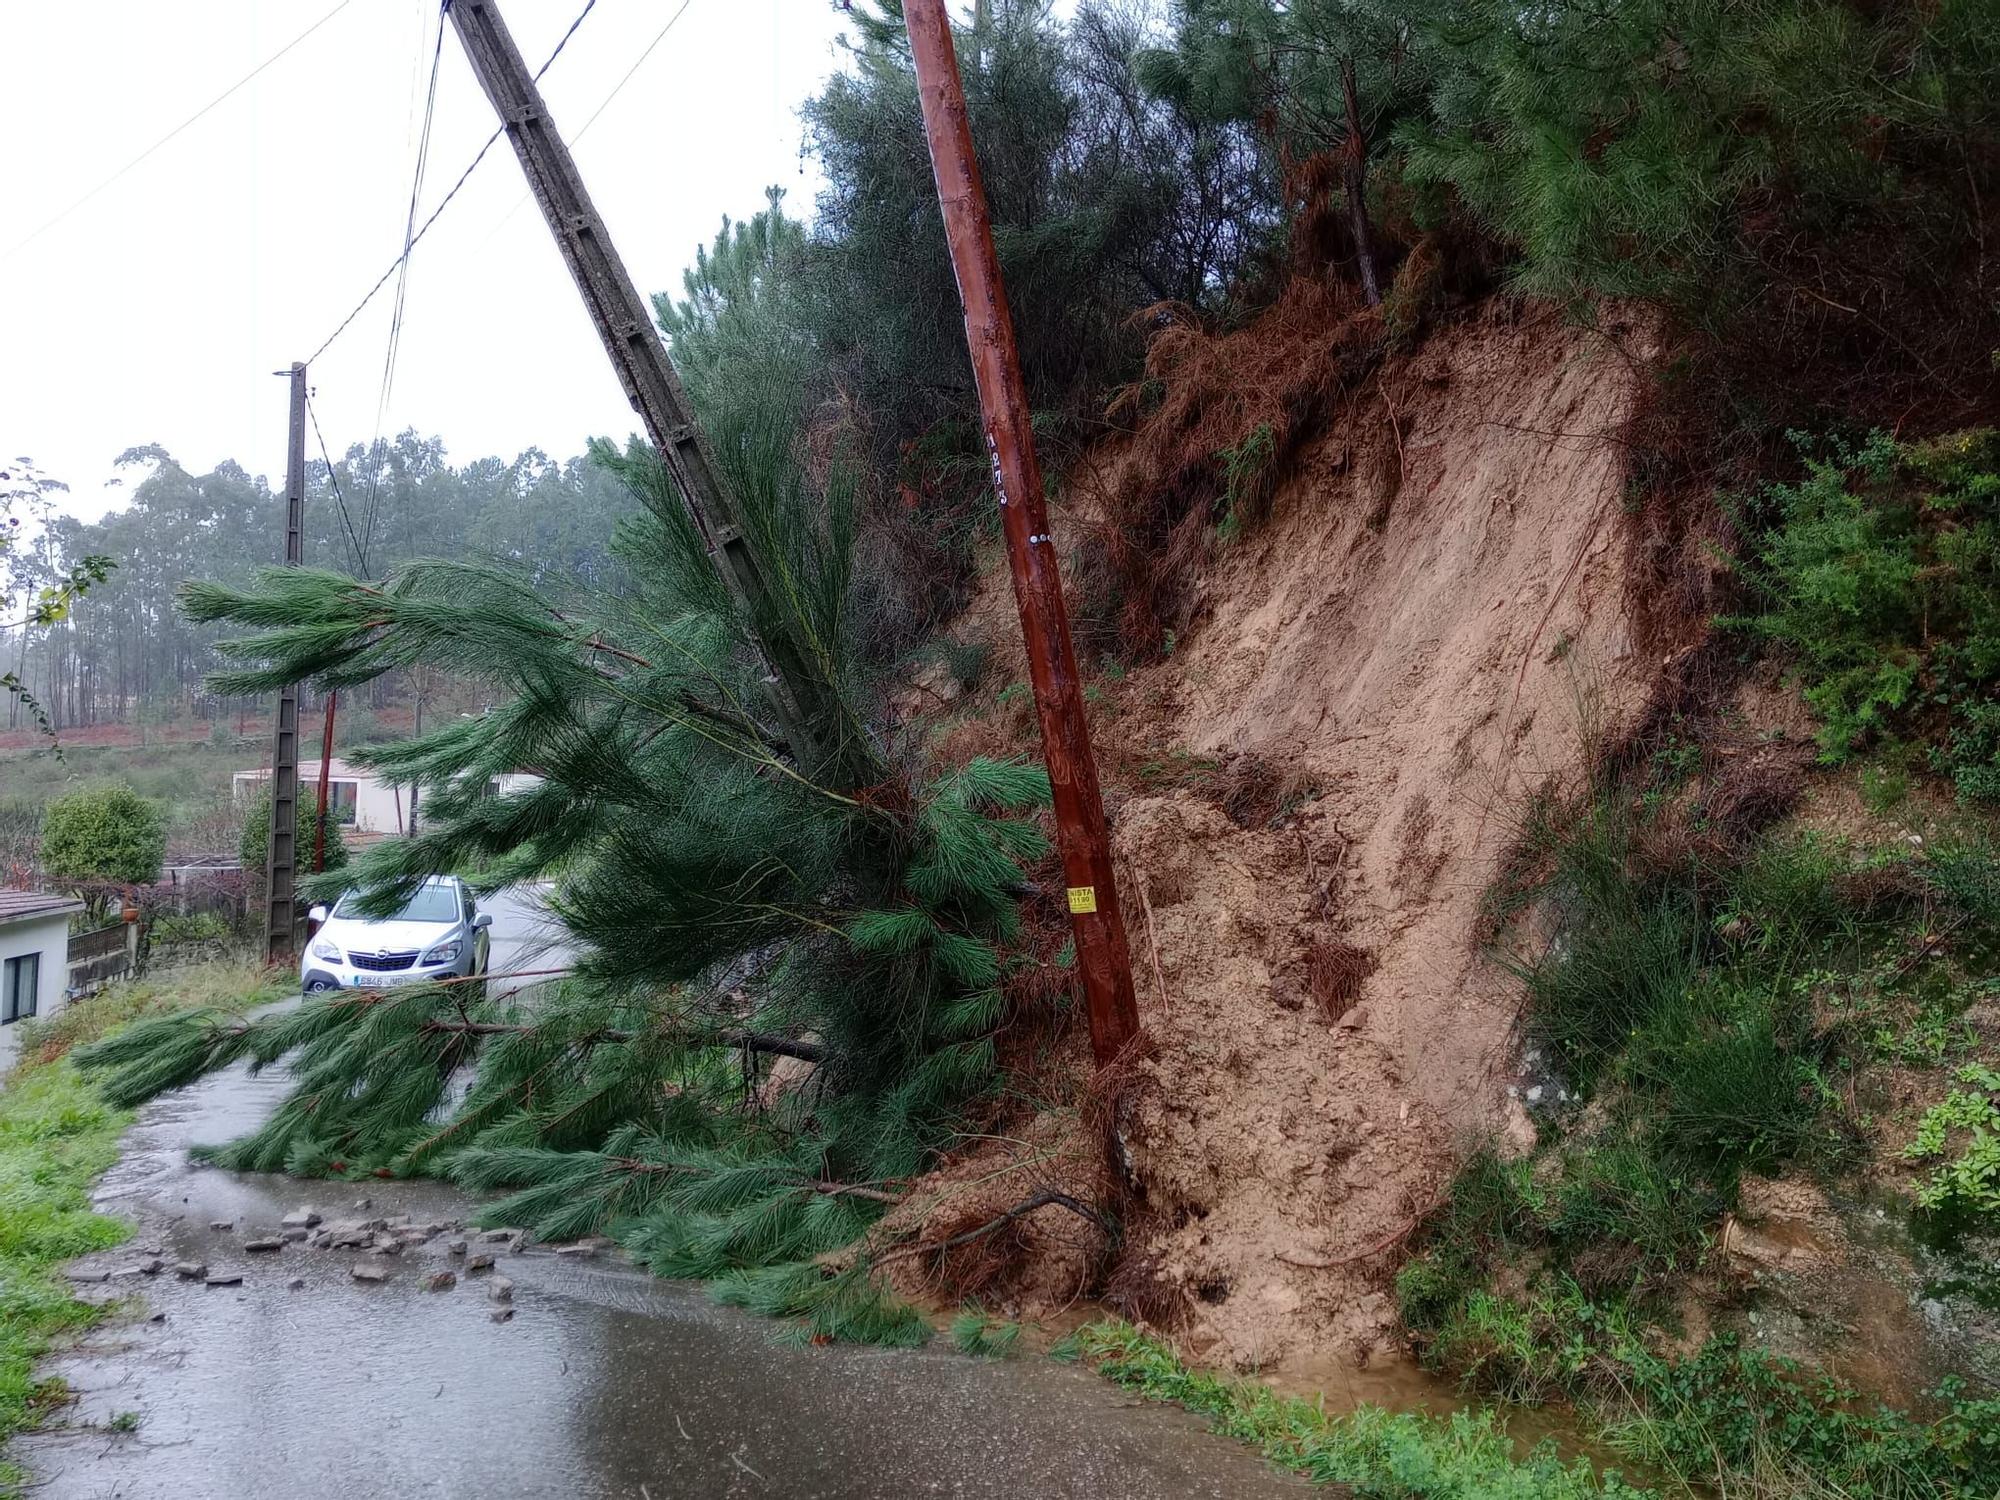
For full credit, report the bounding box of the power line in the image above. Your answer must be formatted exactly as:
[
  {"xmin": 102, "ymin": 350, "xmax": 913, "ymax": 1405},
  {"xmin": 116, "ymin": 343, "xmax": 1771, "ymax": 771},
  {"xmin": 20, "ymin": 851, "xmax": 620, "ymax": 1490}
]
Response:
[
  {"xmin": 2, "ymin": 0, "xmax": 359, "ymax": 262},
  {"xmin": 303, "ymin": 0, "xmax": 602, "ymax": 368},
  {"xmin": 574, "ymin": 0, "xmax": 696, "ymax": 142},
  {"xmin": 306, "ymin": 392, "xmax": 369, "ymax": 577},
  {"xmin": 359, "ymin": 2, "xmax": 452, "ymax": 575}
]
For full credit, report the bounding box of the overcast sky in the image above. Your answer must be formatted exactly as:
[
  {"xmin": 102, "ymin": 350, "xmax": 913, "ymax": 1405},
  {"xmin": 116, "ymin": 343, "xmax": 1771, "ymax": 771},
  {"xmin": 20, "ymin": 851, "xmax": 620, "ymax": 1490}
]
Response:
[{"xmin": 0, "ymin": 0, "xmax": 856, "ymax": 527}]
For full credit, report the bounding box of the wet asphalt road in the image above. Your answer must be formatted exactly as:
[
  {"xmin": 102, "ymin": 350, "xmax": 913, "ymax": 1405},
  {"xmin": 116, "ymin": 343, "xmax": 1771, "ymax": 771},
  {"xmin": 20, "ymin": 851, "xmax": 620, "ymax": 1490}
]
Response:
[{"xmin": 22, "ymin": 893, "xmax": 1301, "ymax": 1500}]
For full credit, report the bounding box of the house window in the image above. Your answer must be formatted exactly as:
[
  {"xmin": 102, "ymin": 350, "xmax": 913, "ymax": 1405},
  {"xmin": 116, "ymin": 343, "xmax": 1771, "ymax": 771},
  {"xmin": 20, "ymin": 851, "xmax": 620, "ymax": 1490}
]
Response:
[
  {"xmin": 329, "ymin": 781, "xmax": 359, "ymax": 825},
  {"xmin": 2, "ymin": 952, "xmax": 39, "ymax": 1024}
]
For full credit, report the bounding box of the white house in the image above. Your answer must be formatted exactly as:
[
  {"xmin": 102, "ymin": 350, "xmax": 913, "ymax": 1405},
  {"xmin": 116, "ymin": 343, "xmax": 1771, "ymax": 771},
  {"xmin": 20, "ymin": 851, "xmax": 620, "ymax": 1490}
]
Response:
[
  {"xmin": 233, "ymin": 759, "xmax": 413, "ymax": 836},
  {"xmin": 0, "ymin": 890, "xmax": 84, "ymax": 1076}
]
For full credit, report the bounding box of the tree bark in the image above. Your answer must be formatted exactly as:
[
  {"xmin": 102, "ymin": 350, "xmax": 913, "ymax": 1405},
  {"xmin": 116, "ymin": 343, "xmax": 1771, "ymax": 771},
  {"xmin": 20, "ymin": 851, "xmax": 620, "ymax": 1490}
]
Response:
[{"xmin": 1340, "ymin": 58, "xmax": 1382, "ymax": 307}]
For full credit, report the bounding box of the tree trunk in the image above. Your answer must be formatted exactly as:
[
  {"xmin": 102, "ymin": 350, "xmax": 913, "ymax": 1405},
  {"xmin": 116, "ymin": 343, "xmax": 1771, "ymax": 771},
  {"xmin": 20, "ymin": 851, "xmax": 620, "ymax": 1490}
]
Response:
[{"xmin": 1340, "ymin": 58, "xmax": 1382, "ymax": 308}]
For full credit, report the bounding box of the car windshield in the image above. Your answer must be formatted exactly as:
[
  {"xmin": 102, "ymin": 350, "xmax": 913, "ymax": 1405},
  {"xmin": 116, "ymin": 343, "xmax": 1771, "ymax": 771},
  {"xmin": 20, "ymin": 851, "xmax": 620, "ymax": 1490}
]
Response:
[{"xmin": 331, "ymin": 884, "xmax": 460, "ymax": 924}]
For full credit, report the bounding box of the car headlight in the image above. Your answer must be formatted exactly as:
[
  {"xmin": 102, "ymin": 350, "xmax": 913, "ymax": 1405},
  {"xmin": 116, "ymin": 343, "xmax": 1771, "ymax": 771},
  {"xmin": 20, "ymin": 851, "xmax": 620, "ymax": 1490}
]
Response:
[
  {"xmin": 310, "ymin": 938, "xmax": 342, "ymax": 962},
  {"xmin": 422, "ymin": 939, "xmax": 462, "ymax": 965}
]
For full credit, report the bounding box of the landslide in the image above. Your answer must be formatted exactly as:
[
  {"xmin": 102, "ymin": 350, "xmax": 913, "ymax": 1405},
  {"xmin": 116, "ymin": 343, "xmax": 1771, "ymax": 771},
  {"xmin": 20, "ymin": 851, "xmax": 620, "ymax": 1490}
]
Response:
[{"xmin": 891, "ymin": 293, "xmax": 1686, "ymax": 1372}]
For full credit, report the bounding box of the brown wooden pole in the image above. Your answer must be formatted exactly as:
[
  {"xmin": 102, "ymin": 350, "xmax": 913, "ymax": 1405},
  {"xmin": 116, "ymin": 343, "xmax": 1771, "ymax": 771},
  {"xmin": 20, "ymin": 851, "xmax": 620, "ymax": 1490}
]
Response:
[
  {"xmin": 904, "ymin": 0, "xmax": 1141, "ymax": 1066},
  {"xmin": 313, "ymin": 691, "xmax": 337, "ymax": 874}
]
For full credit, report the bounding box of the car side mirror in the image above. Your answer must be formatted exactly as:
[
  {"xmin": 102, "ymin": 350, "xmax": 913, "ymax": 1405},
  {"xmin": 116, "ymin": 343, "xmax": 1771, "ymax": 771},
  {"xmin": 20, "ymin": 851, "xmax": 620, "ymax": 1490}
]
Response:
[
  {"xmin": 473, "ymin": 913, "xmax": 492, "ymax": 930},
  {"xmin": 308, "ymin": 905, "xmax": 329, "ymax": 924}
]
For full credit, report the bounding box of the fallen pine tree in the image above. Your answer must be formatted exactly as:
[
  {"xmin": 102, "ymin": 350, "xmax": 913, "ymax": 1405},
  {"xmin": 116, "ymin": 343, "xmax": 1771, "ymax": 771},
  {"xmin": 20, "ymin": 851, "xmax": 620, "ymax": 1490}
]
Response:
[{"xmin": 75, "ymin": 401, "xmax": 1086, "ymax": 1343}]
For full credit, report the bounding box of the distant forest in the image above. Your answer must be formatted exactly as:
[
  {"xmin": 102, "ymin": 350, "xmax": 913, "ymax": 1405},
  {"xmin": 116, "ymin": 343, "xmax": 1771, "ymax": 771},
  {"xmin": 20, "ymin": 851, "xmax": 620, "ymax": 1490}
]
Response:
[{"xmin": 5, "ymin": 438, "xmax": 636, "ymax": 730}]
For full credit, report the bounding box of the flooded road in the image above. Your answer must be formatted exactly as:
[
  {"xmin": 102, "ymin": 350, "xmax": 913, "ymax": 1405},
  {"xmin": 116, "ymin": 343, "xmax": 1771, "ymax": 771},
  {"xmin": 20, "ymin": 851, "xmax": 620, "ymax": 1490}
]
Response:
[{"xmin": 23, "ymin": 894, "xmax": 1301, "ymax": 1499}]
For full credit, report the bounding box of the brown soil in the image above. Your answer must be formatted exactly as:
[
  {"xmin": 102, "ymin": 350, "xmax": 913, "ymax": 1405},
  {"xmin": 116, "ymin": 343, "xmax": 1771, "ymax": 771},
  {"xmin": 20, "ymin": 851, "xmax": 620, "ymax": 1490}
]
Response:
[{"xmin": 919, "ymin": 298, "xmax": 1682, "ymax": 1369}]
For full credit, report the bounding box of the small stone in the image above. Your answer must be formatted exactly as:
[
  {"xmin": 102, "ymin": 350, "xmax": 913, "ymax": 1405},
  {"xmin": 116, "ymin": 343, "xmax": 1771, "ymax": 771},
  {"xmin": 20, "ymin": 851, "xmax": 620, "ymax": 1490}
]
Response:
[
  {"xmin": 287, "ymin": 1276, "xmax": 306, "ymax": 1291},
  {"xmin": 281, "ymin": 1208, "xmax": 322, "ymax": 1230},
  {"xmin": 205, "ymin": 1272, "xmax": 243, "ymax": 1287},
  {"xmin": 489, "ymin": 1308, "xmax": 515, "ymax": 1324},
  {"xmin": 243, "ymin": 1237, "xmax": 284, "ymax": 1253},
  {"xmin": 446, "ymin": 1240, "xmax": 468, "ymax": 1257},
  {"xmin": 108, "ymin": 1265, "xmax": 152, "ymax": 1280},
  {"xmin": 147, "ymin": 1311, "xmax": 167, "ymax": 1324},
  {"xmin": 65, "ymin": 1268, "xmax": 110, "ymax": 1284},
  {"xmin": 487, "ymin": 1276, "xmax": 514, "ymax": 1304},
  {"xmin": 281, "ymin": 1228, "xmax": 310, "ymax": 1243},
  {"xmin": 421, "ymin": 1271, "xmax": 457, "ymax": 1293},
  {"xmin": 351, "ymin": 1197, "xmax": 372, "ymax": 1211},
  {"xmin": 351, "ymin": 1265, "xmax": 389, "ymax": 1284},
  {"xmin": 1525, "ymin": 1085, "xmax": 1544, "ymax": 1105},
  {"xmin": 465, "ymin": 1254, "xmax": 495, "ymax": 1273},
  {"xmin": 479, "ymin": 1229, "xmax": 514, "ymax": 1244},
  {"xmin": 209, "ymin": 1220, "xmax": 234, "ymax": 1233},
  {"xmin": 1336, "ymin": 1005, "xmax": 1368, "ymax": 1031},
  {"xmin": 174, "ymin": 1262, "xmax": 207, "ymax": 1280},
  {"xmin": 555, "ymin": 1244, "xmax": 596, "ymax": 1259},
  {"xmin": 507, "ymin": 1232, "xmax": 527, "ymax": 1255}
]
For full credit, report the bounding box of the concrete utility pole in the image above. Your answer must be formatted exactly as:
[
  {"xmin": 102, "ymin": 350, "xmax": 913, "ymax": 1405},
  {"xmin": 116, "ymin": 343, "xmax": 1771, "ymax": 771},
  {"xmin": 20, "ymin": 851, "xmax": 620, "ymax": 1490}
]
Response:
[
  {"xmin": 444, "ymin": 0, "xmax": 820, "ymax": 756},
  {"xmin": 262, "ymin": 361, "xmax": 308, "ymax": 966},
  {"xmin": 904, "ymin": 0, "xmax": 1142, "ymax": 1067}
]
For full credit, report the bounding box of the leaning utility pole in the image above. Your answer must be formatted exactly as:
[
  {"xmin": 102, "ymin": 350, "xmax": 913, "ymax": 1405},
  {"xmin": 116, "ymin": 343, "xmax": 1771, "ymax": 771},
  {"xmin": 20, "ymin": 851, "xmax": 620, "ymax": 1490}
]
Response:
[
  {"xmin": 444, "ymin": 0, "xmax": 819, "ymax": 755},
  {"xmin": 262, "ymin": 361, "xmax": 308, "ymax": 966},
  {"xmin": 904, "ymin": 0, "xmax": 1142, "ymax": 1066}
]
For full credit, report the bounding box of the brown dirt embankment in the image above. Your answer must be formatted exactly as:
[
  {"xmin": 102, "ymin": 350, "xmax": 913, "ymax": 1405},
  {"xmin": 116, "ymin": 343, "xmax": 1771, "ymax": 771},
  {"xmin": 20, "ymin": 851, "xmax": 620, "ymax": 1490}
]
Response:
[{"xmin": 897, "ymin": 298, "xmax": 1678, "ymax": 1371}]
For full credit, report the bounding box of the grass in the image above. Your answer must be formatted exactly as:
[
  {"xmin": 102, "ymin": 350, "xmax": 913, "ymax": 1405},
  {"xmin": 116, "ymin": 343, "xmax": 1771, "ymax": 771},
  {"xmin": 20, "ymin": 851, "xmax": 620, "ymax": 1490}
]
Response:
[
  {"xmin": 0, "ymin": 739, "xmax": 250, "ymax": 850},
  {"xmin": 1066, "ymin": 1320, "xmax": 1655, "ymax": 1497},
  {"xmin": 1400, "ymin": 754, "xmax": 2000, "ymax": 1497},
  {"xmin": 12, "ymin": 961, "xmax": 288, "ymax": 1071},
  {"xmin": 0, "ymin": 963, "xmax": 283, "ymax": 1493},
  {"xmin": 0, "ymin": 1062, "xmax": 132, "ymax": 1494}
]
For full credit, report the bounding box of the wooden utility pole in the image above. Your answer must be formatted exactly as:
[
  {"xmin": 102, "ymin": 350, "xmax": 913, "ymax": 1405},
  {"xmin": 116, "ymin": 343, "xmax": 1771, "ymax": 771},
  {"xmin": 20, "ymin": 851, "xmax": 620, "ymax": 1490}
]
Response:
[
  {"xmin": 444, "ymin": 0, "xmax": 820, "ymax": 756},
  {"xmin": 313, "ymin": 692, "xmax": 337, "ymax": 873},
  {"xmin": 904, "ymin": 0, "xmax": 1141, "ymax": 1066},
  {"xmin": 262, "ymin": 361, "xmax": 307, "ymax": 965}
]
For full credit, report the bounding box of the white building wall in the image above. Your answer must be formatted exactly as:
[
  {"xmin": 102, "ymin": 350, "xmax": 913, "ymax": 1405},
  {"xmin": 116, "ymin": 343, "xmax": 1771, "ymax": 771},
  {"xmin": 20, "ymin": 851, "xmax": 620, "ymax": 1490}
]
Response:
[{"xmin": 0, "ymin": 913, "xmax": 72, "ymax": 1077}]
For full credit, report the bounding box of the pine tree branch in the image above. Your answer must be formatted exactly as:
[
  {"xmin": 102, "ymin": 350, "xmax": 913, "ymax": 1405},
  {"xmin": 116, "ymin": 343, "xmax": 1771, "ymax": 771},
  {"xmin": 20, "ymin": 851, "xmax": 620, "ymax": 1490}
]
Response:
[
  {"xmin": 604, "ymin": 1156, "xmax": 898, "ymax": 1203},
  {"xmin": 414, "ymin": 1018, "xmax": 825, "ymax": 1063}
]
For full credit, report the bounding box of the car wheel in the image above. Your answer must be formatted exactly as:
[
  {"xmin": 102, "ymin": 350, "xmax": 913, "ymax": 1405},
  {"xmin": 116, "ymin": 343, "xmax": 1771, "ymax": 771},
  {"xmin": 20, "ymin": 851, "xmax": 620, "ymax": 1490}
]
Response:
[{"xmin": 305, "ymin": 978, "xmax": 338, "ymax": 994}]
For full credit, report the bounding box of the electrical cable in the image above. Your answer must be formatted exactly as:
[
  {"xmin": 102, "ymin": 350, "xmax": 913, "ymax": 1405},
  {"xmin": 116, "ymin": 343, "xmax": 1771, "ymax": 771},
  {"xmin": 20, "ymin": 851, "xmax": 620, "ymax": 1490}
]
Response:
[
  {"xmin": 303, "ymin": 0, "xmax": 602, "ymax": 368},
  {"xmin": 2, "ymin": 0, "xmax": 359, "ymax": 261},
  {"xmin": 307, "ymin": 392, "xmax": 370, "ymax": 577},
  {"xmin": 574, "ymin": 0, "xmax": 695, "ymax": 143},
  {"xmin": 358, "ymin": 2, "xmax": 451, "ymax": 574}
]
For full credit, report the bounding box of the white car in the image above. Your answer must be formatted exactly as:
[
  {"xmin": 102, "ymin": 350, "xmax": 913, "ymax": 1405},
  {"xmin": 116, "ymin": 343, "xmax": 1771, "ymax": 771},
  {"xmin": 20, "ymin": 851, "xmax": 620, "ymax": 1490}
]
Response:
[{"xmin": 302, "ymin": 876, "xmax": 491, "ymax": 994}]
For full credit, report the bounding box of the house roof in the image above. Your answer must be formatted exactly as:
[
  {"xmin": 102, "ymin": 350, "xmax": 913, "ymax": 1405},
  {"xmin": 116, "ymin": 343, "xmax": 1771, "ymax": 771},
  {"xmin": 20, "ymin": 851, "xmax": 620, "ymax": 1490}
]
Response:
[
  {"xmin": 0, "ymin": 889, "xmax": 86, "ymax": 925},
  {"xmin": 235, "ymin": 758, "xmax": 369, "ymax": 782}
]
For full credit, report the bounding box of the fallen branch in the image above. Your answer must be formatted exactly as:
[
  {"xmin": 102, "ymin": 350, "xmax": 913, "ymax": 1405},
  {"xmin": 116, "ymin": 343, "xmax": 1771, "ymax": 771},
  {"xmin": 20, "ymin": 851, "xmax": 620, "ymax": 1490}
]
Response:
[
  {"xmin": 873, "ymin": 1189, "xmax": 1113, "ymax": 1268},
  {"xmin": 416, "ymin": 1018, "xmax": 824, "ymax": 1063}
]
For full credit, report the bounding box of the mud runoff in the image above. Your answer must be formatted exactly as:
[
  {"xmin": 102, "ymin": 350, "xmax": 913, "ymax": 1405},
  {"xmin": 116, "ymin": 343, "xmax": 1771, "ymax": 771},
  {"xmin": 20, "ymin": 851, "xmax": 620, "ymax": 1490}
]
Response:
[{"xmin": 23, "ymin": 1042, "xmax": 1303, "ymax": 1498}]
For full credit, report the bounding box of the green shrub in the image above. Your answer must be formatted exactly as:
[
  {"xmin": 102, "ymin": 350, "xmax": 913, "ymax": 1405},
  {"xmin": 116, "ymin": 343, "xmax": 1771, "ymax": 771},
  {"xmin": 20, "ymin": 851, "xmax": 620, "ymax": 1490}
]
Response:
[
  {"xmin": 237, "ymin": 786, "xmax": 347, "ymax": 877},
  {"xmin": 1740, "ymin": 429, "xmax": 2000, "ymax": 798},
  {"xmin": 38, "ymin": 782, "xmax": 164, "ymax": 890}
]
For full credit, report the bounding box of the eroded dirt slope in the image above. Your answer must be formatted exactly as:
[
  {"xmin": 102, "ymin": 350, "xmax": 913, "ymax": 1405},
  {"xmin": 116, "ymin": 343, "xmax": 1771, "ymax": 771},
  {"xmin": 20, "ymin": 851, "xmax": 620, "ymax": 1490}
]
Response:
[{"xmin": 915, "ymin": 300, "xmax": 1671, "ymax": 1369}]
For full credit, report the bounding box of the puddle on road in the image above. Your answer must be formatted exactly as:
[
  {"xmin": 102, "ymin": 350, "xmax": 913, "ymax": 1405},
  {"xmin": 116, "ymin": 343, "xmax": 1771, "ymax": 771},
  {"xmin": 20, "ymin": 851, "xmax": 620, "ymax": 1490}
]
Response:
[{"xmin": 25, "ymin": 1056, "xmax": 1307, "ymax": 1500}]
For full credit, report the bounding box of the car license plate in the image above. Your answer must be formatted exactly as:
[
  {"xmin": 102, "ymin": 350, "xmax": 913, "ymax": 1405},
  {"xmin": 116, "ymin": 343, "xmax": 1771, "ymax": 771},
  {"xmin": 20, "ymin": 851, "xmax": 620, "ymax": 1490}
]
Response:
[{"xmin": 353, "ymin": 974, "xmax": 413, "ymax": 988}]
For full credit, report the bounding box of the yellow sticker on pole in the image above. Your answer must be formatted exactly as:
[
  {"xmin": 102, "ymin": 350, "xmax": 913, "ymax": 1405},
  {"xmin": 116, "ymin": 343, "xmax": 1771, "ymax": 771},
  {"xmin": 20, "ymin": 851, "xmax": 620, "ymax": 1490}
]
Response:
[{"xmin": 1066, "ymin": 886, "xmax": 1098, "ymax": 914}]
